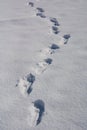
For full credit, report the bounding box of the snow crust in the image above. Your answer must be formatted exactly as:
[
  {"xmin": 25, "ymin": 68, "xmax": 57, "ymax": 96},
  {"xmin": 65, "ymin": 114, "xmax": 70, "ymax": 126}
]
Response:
[{"xmin": 0, "ymin": 0, "xmax": 87, "ymax": 130}]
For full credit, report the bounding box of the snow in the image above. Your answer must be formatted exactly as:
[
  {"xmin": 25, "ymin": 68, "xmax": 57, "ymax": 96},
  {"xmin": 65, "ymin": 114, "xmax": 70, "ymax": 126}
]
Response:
[{"xmin": 0, "ymin": 0, "xmax": 87, "ymax": 130}]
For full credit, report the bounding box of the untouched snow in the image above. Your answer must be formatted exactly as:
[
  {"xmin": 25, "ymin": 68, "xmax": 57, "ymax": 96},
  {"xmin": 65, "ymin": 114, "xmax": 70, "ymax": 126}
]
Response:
[{"xmin": 0, "ymin": 0, "xmax": 87, "ymax": 130}]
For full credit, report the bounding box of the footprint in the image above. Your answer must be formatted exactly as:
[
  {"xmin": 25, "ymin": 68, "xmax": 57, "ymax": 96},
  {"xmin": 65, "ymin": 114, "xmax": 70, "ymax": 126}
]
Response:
[
  {"xmin": 26, "ymin": 73, "xmax": 35, "ymax": 94},
  {"xmin": 36, "ymin": 61, "xmax": 49, "ymax": 74},
  {"xmin": 26, "ymin": 73, "xmax": 35, "ymax": 84},
  {"xmin": 28, "ymin": 2, "xmax": 34, "ymax": 7},
  {"xmin": 39, "ymin": 44, "xmax": 59, "ymax": 58},
  {"xmin": 16, "ymin": 73, "xmax": 35, "ymax": 95},
  {"xmin": 50, "ymin": 44, "xmax": 60, "ymax": 50},
  {"xmin": 36, "ymin": 7, "xmax": 46, "ymax": 18},
  {"xmin": 36, "ymin": 13, "xmax": 46, "ymax": 18},
  {"xmin": 50, "ymin": 17, "xmax": 60, "ymax": 26},
  {"xmin": 27, "ymin": 100, "xmax": 45, "ymax": 127},
  {"xmin": 33, "ymin": 100, "xmax": 45, "ymax": 125},
  {"xmin": 32, "ymin": 58, "xmax": 53, "ymax": 75},
  {"xmin": 36, "ymin": 7, "xmax": 44, "ymax": 13},
  {"xmin": 63, "ymin": 34, "xmax": 70, "ymax": 39},
  {"xmin": 44, "ymin": 58, "xmax": 52, "ymax": 65},
  {"xmin": 58, "ymin": 35, "xmax": 70, "ymax": 46},
  {"xmin": 52, "ymin": 26, "xmax": 59, "ymax": 34},
  {"xmin": 39, "ymin": 48, "xmax": 53, "ymax": 56},
  {"xmin": 63, "ymin": 34, "xmax": 71, "ymax": 44}
]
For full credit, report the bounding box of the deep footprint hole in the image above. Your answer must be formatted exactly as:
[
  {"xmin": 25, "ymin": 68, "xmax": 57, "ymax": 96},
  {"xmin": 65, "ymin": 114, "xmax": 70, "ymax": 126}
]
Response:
[
  {"xmin": 63, "ymin": 34, "xmax": 70, "ymax": 39},
  {"xmin": 50, "ymin": 44, "xmax": 59, "ymax": 49},
  {"xmin": 26, "ymin": 73, "xmax": 35, "ymax": 94},
  {"xmin": 36, "ymin": 7, "xmax": 44, "ymax": 12},
  {"xmin": 29, "ymin": 2, "xmax": 34, "ymax": 7},
  {"xmin": 52, "ymin": 26, "xmax": 58, "ymax": 31},
  {"xmin": 36, "ymin": 13, "xmax": 46, "ymax": 18},
  {"xmin": 44, "ymin": 58, "xmax": 52, "ymax": 65},
  {"xmin": 26, "ymin": 73, "xmax": 35, "ymax": 84},
  {"xmin": 27, "ymin": 85, "xmax": 33, "ymax": 94},
  {"xmin": 33, "ymin": 100, "xmax": 45, "ymax": 125},
  {"xmin": 52, "ymin": 26, "xmax": 59, "ymax": 34},
  {"xmin": 50, "ymin": 18, "xmax": 60, "ymax": 26}
]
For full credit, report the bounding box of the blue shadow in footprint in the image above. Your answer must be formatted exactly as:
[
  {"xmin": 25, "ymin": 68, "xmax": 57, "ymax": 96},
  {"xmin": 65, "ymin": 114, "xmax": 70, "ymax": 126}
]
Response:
[
  {"xmin": 33, "ymin": 99, "xmax": 45, "ymax": 125},
  {"xmin": 63, "ymin": 34, "xmax": 71, "ymax": 44},
  {"xmin": 26, "ymin": 73, "xmax": 35, "ymax": 94}
]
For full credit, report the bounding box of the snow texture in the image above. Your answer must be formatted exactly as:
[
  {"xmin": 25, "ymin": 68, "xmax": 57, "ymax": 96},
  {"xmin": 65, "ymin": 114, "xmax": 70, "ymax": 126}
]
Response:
[{"xmin": 0, "ymin": 0, "xmax": 87, "ymax": 130}]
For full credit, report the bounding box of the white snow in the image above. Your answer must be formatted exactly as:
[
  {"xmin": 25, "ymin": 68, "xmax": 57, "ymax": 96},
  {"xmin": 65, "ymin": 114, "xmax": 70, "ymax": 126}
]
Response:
[
  {"xmin": 33, "ymin": 61, "xmax": 49, "ymax": 75},
  {"xmin": 0, "ymin": 0, "xmax": 87, "ymax": 130}
]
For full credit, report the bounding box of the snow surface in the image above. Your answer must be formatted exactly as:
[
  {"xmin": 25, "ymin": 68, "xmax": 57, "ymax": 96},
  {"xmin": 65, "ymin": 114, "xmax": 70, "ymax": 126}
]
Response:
[{"xmin": 0, "ymin": 0, "xmax": 87, "ymax": 130}]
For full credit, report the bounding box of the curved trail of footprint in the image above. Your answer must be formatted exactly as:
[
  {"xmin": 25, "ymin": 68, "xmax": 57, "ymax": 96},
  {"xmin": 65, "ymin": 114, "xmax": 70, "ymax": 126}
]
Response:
[
  {"xmin": 28, "ymin": 2, "xmax": 61, "ymax": 36},
  {"xmin": 37, "ymin": 35, "xmax": 71, "ymax": 62},
  {"xmin": 15, "ymin": 1, "xmax": 71, "ymax": 127}
]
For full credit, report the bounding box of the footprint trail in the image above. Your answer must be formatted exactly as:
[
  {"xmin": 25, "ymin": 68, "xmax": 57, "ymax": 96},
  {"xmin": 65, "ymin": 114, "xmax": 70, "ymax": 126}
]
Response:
[{"xmin": 15, "ymin": 0, "xmax": 71, "ymax": 127}]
